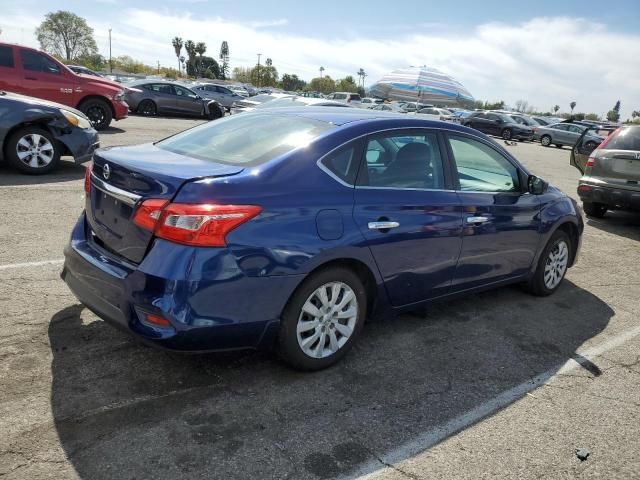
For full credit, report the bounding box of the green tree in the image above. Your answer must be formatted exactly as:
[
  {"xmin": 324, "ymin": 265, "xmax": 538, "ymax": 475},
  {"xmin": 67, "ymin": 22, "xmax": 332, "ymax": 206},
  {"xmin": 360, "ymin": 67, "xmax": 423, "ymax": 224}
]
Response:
[
  {"xmin": 280, "ymin": 73, "xmax": 306, "ymax": 91},
  {"xmin": 172, "ymin": 37, "xmax": 183, "ymax": 74},
  {"xmin": 606, "ymin": 100, "xmax": 621, "ymax": 122},
  {"xmin": 308, "ymin": 76, "xmax": 335, "ymax": 94},
  {"xmin": 36, "ymin": 11, "xmax": 98, "ymax": 61},
  {"xmin": 570, "ymin": 101, "xmax": 576, "ymax": 113},
  {"xmin": 335, "ymin": 75, "xmax": 358, "ymax": 93},
  {"xmin": 219, "ymin": 41, "xmax": 230, "ymax": 80}
]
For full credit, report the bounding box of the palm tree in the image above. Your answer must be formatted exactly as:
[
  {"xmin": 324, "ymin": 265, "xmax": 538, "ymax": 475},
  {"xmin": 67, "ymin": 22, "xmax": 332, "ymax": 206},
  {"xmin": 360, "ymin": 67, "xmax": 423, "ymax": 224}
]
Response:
[
  {"xmin": 195, "ymin": 42, "xmax": 206, "ymax": 76},
  {"xmin": 219, "ymin": 41, "xmax": 229, "ymax": 80},
  {"xmin": 356, "ymin": 68, "xmax": 364, "ymax": 87},
  {"xmin": 172, "ymin": 37, "xmax": 183, "ymax": 74},
  {"xmin": 319, "ymin": 66, "xmax": 325, "ymax": 78},
  {"xmin": 570, "ymin": 101, "xmax": 576, "ymax": 114},
  {"xmin": 553, "ymin": 105, "xmax": 560, "ymax": 114}
]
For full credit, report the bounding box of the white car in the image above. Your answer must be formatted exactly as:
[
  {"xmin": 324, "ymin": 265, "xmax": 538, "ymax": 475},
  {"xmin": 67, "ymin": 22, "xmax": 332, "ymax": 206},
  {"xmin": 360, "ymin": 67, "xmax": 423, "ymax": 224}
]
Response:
[
  {"xmin": 361, "ymin": 97, "xmax": 383, "ymax": 108},
  {"xmin": 326, "ymin": 92, "xmax": 362, "ymax": 106}
]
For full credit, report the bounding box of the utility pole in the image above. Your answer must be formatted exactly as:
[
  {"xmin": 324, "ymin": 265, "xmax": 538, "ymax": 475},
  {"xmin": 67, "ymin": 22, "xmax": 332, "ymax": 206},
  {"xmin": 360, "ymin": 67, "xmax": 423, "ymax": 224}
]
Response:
[
  {"xmin": 108, "ymin": 28, "xmax": 112, "ymax": 73},
  {"xmin": 256, "ymin": 53, "xmax": 262, "ymax": 87}
]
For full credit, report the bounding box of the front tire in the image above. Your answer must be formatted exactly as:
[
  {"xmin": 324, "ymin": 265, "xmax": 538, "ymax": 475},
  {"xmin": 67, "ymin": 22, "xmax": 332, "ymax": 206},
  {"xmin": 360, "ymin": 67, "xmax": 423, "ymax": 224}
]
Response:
[
  {"xmin": 78, "ymin": 98, "xmax": 112, "ymax": 130},
  {"xmin": 5, "ymin": 127, "xmax": 61, "ymax": 175},
  {"xmin": 278, "ymin": 267, "xmax": 367, "ymax": 370},
  {"xmin": 502, "ymin": 128, "xmax": 513, "ymax": 140},
  {"xmin": 541, "ymin": 135, "xmax": 552, "ymax": 147},
  {"xmin": 583, "ymin": 202, "xmax": 607, "ymax": 218},
  {"xmin": 525, "ymin": 230, "xmax": 571, "ymax": 296}
]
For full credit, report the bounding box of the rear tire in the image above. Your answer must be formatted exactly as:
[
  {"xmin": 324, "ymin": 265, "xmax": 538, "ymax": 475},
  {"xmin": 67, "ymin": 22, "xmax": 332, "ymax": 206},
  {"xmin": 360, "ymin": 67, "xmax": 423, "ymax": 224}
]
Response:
[
  {"xmin": 78, "ymin": 98, "xmax": 112, "ymax": 130},
  {"xmin": 525, "ymin": 230, "xmax": 571, "ymax": 296},
  {"xmin": 5, "ymin": 127, "xmax": 61, "ymax": 175},
  {"xmin": 137, "ymin": 99, "xmax": 157, "ymax": 116},
  {"xmin": 277, "ymin": 267, "xmax": 367, "ymax": 371},
  {"xmin": 583, "ymin": 202, "xmax": 607, "ymax": 218},
  {"xmin": 540, "ymin": 135, "xmax": 551, "ymax": 147}
]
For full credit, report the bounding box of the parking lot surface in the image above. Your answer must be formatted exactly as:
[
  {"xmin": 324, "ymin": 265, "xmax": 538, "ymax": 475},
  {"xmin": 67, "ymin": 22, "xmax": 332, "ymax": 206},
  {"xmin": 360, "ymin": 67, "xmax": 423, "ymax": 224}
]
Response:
[{"xmin": 1, "ymin": 117, "xmax": 639, "ymax": 479}]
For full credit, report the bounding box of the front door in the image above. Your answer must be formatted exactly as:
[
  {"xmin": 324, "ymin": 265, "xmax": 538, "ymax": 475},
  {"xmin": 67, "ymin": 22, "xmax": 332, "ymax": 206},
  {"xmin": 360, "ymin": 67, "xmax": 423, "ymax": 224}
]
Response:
[
  {"xmin": 174, "ymin": 85, "xmax": 202, "ymax": 116},
  {"xmin": 353, "ymin": 129, "xmax": 463, "ymax": 306},
  {"xmin": 445, "ymin": 133, "xmax": 541, "ymax": 291}
]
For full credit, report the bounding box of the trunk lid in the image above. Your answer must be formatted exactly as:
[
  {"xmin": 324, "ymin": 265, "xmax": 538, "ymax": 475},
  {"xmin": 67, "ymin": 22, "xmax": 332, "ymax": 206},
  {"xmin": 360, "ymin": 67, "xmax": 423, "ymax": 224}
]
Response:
[{"xmin": 87, "ymin": 143, "xmax": 244, "ymax": 263}]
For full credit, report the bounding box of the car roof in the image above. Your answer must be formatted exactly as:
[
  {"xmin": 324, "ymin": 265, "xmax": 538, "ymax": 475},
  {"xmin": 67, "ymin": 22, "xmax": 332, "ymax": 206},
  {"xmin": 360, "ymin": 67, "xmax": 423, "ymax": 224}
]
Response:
[{"xmin": 251, "ymin": 106, "xmax": 475, "ymax": 128}]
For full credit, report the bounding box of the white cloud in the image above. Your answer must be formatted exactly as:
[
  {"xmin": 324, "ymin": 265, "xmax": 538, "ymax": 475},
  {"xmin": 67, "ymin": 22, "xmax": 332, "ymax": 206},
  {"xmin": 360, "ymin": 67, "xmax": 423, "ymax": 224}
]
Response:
[{"xmin": 1, "ymin": 10, "xmax": 638, "ymax": 118}]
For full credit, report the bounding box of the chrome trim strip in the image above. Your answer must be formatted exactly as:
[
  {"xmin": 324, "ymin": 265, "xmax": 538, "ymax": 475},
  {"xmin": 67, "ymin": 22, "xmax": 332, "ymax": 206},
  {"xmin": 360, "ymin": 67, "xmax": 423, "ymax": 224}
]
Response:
[{"xmin": 91, "ymin": 172, "xmax": 142, "ymax": 206}]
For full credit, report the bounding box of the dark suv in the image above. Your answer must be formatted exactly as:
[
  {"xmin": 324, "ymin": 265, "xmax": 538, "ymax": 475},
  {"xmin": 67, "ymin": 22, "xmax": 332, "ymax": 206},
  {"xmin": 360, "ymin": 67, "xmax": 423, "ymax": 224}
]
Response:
[
  {"xmin": 571, "ymin": 125, "xmax": 640, "ymax": 217},
  {"xmin": 463, "ymin": 112, "xmax": 534, "ymax": 141}
]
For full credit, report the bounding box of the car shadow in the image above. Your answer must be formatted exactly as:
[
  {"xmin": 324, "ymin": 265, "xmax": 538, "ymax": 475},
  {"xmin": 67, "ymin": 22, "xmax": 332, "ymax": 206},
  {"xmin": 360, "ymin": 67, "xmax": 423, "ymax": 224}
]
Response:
[
  {"xmin": 46, "ymin": 281, "xmax": 612, "ymax": 479},
  {"xmin": 0, "ymin": 159, "xmax": 85, "ymax": 186},
  {"xmin": 586, "ymin": 210, "xmax": 640, "ymax": 242}
]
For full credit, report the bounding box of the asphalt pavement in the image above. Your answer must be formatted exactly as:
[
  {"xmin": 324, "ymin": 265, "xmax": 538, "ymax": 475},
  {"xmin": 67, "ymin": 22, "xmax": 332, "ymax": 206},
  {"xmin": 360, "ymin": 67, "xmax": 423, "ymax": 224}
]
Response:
[{"xmin": 1, "ymin": 116, "xmax": 638, "ymax": 479}]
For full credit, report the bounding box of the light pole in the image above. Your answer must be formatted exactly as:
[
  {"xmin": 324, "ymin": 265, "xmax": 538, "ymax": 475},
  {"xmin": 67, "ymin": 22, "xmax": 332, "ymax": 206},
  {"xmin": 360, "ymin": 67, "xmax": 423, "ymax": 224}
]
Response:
[
  {"xmin": 256, "ymin": 53, "xmax": 262, "ymax": 87},
  {"xmin": 108, "ymin": 28, "xmax": 112, "ymax": 73}
]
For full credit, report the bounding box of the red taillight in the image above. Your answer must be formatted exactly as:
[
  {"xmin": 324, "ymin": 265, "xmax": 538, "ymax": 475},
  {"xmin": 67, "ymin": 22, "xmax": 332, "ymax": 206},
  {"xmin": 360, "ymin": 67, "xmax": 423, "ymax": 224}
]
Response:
[
  {"xmin": 132, "ymin": 199, "xmax": 168, "ymax": 231},
  {"xmin": 84, "ymin": 163, "xmax": 92, "ymax": 195},
  {"xmin": 133, "ymin": 201, "xmax": 261, "ymax": 247}
]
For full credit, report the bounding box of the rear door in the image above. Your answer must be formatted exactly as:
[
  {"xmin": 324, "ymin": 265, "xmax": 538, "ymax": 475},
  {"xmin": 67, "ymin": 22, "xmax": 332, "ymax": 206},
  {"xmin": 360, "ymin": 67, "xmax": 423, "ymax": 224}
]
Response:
[
  {"xmin": 0, "ymin": 45, "xmax": 21, "ymax": 93},
  {"xmin": 353, "ymin": 129, "xmax": 463, "ymax": 306},
  {"xmin": 444, "ymin": 133, "xmax": 541, "ymax": 290},
  {"xmin": 18, "ymin": 48, "xmax": 75, "ymax": 105}
]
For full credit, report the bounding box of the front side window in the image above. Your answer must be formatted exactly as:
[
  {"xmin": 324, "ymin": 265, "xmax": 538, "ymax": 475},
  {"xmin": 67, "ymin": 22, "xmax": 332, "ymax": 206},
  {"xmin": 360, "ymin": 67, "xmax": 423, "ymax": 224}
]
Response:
[
  {"xmin": 0, "ymin": 46, "xmax": 14, "ymax": 68},
  {"xmin": 448, "ymin": 135, "xmax": 520, "ymax": 192},
  {"xmin": 359, "ymin": 131, "xmax": 445, "ymax": 190},
  {"xmin": 20, "ymin": 50, "xmax": 60, "ymax": 75},
  {"xmin": 156, "ymin": 113, "xmax": 334, "ymax": 166}
]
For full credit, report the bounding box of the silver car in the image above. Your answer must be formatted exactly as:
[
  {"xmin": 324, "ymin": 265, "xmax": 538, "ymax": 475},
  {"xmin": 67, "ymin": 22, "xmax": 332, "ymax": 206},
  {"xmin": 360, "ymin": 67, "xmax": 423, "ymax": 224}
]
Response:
[
  {"xmin": 125, "ymin": 80, "xmax": 224, "ymax": 119},
  {"xmin": 193, "ymin": 83, "xmax": 245, "ymax": 111},
  {"xmin": 534, "ymin": 122, "xmax": 603, "ymax": 148}
]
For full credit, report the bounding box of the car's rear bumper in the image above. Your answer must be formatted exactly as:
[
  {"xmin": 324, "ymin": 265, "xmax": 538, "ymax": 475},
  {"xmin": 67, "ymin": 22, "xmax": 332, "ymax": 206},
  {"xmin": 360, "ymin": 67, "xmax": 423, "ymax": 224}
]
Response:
[
  {"xmin": 577, "ymin": 181, "xmax": 640, "ymax": 210},
  {"xmin": 62, "ymin": 213, "xmax": 303, "ymax": 352}
]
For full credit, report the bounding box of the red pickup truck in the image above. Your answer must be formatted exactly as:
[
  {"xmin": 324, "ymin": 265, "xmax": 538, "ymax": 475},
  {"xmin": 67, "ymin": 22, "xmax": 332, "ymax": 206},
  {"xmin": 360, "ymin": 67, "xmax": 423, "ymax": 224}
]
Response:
[{"xmin": 0, "ymin": 43, "xmax": 128, "ymax": 130}]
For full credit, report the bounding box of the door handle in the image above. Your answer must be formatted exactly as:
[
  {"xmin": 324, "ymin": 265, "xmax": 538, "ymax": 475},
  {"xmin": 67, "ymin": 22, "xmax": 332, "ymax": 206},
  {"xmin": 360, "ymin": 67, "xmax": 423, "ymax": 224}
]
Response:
[
  {"xmin": 466, "ymin": 216, "xmax": 489, "ymax": 225},
  {"xmin": 368, "ymin": 221, "xmax": 400, "ymax": 230}
]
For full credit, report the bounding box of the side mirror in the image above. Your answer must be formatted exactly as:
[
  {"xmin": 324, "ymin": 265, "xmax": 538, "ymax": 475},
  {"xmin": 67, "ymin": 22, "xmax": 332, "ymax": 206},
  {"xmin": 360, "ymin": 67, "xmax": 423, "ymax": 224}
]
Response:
[{"xmin": 528, "ymin": 175, "xmax": 548, "ymax": 195}]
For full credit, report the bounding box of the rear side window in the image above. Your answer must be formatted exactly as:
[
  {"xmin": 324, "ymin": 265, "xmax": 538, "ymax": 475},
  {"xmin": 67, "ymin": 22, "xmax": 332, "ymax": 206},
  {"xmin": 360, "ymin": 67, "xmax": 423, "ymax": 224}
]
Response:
[
  {"xmin": 20, "ymin": 50, "xmax": 60, "ymax": 74},
  {"xmin": 605, "ymin": 127, "xmax": 640, "ymax": 151},
  {"xmin": 0, "ymin": 46, "xmax": 14, "ymax": 67},
  {"xmin": 360, "ymin": 131, "xmax": 445, "ymax": 190},
  {"xmin": 157, "ymin": 113, "xmax": 334, "ymax": 166},
  {"xmin": 320, "ymin": 143, "xmax": 361, "ymax": 185}
]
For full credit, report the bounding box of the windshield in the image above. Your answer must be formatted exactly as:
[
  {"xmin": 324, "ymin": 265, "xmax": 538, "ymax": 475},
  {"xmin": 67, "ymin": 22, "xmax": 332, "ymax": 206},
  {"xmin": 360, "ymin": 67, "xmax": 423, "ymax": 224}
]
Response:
[{"xmin": 156, "ymin": 113, "xmax": 334, "ymax": 166}]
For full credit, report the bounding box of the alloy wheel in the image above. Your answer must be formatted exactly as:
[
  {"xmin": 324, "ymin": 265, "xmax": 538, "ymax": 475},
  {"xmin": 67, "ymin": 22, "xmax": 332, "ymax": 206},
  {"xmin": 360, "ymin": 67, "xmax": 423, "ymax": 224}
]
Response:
[
  {"xmin": 15, "ymin": 133, "xmax": 55, "ymax": 168},
  {"xmin": 543, "ymin": 240, "xmax": 569, "ymax": 289},
  {"xmin": 296, "ymin": 281, "xmax": 358, "ymax": 359}
]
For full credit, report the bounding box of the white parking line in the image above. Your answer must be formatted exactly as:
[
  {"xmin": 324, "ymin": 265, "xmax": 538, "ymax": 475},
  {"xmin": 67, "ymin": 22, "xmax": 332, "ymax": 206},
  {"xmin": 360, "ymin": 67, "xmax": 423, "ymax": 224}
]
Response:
[
  {"xmin": 0, "ymin": 259, "xmax": 64, "ymax": 271},
  {"xmin": 349, "ymin": 324, "xmax": 640, "ymax": 480}
]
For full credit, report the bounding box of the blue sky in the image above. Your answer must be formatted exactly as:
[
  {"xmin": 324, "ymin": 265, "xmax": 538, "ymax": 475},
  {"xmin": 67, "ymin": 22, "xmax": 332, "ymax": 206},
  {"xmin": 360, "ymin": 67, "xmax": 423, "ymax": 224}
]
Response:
[{"xmin": 1, "ymin": 0, "xmax": 639, "ymax": 117}]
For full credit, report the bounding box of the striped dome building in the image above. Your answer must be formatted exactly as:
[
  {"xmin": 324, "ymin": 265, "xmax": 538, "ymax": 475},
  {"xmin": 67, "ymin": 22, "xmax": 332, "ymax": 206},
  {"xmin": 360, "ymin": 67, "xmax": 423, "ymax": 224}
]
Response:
[{"xmin": 369, "ymin": 66, "xmax": 474, "ymax": 107}]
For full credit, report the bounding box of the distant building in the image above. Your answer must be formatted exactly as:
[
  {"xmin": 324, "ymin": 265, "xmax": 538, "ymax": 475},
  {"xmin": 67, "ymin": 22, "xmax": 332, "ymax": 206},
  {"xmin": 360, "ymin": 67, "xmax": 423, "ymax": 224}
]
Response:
[{"xmin": 369, "ymin": 66, "xmax": 474, "ymax": 107}]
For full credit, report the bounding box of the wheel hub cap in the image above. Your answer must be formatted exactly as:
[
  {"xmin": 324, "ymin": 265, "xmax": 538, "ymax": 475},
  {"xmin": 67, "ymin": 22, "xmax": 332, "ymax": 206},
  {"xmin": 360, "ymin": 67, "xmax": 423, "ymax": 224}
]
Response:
[{"xmin": 296, "ymin": 281, "xmax": 358, "ymax": 359}]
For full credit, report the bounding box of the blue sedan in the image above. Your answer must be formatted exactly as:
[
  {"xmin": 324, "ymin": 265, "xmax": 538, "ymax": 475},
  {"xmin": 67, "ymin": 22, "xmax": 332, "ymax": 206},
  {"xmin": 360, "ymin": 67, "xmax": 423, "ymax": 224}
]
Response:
[{"xmin": 62, "ymin": 108, "xmax": 583, "ymax": 370}]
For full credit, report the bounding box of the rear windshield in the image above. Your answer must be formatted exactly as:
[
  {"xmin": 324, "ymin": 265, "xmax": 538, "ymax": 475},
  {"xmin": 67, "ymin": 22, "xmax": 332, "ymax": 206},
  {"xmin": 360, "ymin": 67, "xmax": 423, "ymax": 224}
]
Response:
[
  {"xmin": 605, "ymin": 127, "xmax": 640, "ymax": 151},
  {"xmin": 156, "ymin": 113, "xmax": 334, "ymax": 165}
]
